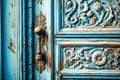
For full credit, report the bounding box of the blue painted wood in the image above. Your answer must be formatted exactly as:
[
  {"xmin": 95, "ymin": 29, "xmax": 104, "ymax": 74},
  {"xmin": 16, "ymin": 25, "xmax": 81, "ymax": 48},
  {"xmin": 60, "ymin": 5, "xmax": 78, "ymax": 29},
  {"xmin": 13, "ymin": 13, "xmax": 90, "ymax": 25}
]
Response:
[
  {"xmin": 33, "ymin": 0, "xmax": 54, "ymax": 80},
  {"xmin": 1, "ymin": 0, "xmax": 22, "ymax": 80},
  {"xmin": 0, "ymin": 0, "xmax": 2, "ymax": 80},
  {"xmin": 22, "ymin": 0, "xmax": 34, "ymax": 80},
  {"xmin": 1, "ymin": 0, "xmax": 120, "ymax": 80},
  {"xmin": 54, "ymin": 39, "xmax": 120, "ymax": 79},
  {"xmin": 54, "ymin": 0, "xmax": 120, "ymax": 37},
  {"xmin": 54, "ymin": 1, "xmax": 120, "ymax": 80},
  {"xmin": 22, "ymin": 0, "xmax": 53, "ymax": 80}
]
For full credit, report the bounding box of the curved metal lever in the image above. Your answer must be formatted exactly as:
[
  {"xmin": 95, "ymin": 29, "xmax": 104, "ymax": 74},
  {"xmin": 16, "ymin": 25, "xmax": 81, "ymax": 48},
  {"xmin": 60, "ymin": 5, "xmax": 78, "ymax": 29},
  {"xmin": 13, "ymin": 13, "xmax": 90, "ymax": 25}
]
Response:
[{"xmin": 34, "ymin": 12, "xmax": 47, "ymax": 73}]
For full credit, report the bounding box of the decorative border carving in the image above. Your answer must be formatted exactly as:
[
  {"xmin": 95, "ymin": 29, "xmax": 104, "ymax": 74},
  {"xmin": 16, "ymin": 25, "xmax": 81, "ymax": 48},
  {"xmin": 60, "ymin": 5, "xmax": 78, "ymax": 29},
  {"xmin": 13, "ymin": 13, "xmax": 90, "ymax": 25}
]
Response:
[
  {"xmin": 63, "ymin": 0, "xmax": 120, "ymax": 28},
  {"xmin": 63, "ymin": 47, "xmax": 120, "ymax": 69}
]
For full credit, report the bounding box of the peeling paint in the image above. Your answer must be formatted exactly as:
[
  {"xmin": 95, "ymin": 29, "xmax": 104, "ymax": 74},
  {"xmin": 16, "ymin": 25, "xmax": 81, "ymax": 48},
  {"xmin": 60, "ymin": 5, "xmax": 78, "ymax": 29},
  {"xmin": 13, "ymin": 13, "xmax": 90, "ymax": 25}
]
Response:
[
  {"xmin": 8, "ymin": 39, "xmax": 16, "ymax": 54},
  {"xmin": 57, "ymin": 71, "xmax": 62, "ymax": 78},
  {"xmin": 58, "ymin": 62, "xmax": 62, "ymax": 70},
  {"xmin": 42, "ymin": 35, "xmax": 48, "ymax": 46},
  {"xmin": 36, "ymin": 0, "xmax": 40, "ymax": 4},
  {"xmin": 11, "ymin": 2, "xmax": 16, "ymax": 9},
  {"xmin": 36, "ymin": 0, "xmax": 42, "ymax": 4},
  {"xmin": 47, "ymin": 51, "xmax": 52, "ymax": 69},
  {"xmin": 12, "ymin": 21, "xmax": 16, "ymax": 29},
  {"xmin": 9, "ymin": 12, "xmax": 11, "ymax": 16},
  {"xmin": 62, "ymin": 77, "xmax": 64, "ymax": 80}
]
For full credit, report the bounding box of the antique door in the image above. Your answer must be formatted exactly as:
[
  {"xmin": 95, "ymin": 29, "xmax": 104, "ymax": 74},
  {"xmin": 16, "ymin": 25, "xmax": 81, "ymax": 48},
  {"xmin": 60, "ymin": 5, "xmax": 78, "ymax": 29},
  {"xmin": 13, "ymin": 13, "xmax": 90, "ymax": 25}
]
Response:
[{"xmin": 1, "ymin": 0, "xmax": 120, "ymax": 80}]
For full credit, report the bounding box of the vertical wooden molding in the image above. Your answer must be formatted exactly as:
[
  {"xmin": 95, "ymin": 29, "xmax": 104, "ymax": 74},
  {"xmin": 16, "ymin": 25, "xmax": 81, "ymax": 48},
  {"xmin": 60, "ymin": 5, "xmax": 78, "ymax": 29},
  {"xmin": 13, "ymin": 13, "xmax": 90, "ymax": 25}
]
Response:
[
  {"xmin": 22, "ymin": 0, "xmax": 34, "ymax": 80},
  {"xmin": 0, "ymin": 0, "xmax": 2, "ymax": 79},
  {"xmin": 17, "ymin": 0, "xmax": 22, "ymax": 79}
]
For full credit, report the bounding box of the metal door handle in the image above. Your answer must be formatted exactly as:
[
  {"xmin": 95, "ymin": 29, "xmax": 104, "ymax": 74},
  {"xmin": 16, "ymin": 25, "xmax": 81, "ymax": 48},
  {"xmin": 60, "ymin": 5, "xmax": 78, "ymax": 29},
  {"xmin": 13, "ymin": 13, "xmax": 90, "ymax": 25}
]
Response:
[{"xmin": 34, "ymin": 12, "xmax": 47, "ymax": 73}]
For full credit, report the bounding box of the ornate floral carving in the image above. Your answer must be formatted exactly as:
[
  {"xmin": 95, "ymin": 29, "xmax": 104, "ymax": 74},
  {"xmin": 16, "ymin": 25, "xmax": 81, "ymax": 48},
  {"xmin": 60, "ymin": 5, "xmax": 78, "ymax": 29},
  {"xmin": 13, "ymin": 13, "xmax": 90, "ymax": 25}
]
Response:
[
  {"xmin": 63, "ymin": 47, "xmax": 120, "ymax": 70},
  {"xmin": 63, "ymin": 0, "xmax": 120, "ymax": 28}
]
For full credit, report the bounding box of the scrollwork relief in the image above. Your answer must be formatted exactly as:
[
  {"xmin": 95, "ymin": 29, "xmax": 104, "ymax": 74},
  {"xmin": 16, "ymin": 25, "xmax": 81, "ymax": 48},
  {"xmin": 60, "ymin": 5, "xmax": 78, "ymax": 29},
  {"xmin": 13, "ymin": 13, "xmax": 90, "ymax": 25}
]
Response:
[
  {"xmin": 63, "ymin": 47, "xmax": 120, "ymax": 70},
  {"xmin": 64, "ymin": 0, "xmax": 120, "ymax": 28}
]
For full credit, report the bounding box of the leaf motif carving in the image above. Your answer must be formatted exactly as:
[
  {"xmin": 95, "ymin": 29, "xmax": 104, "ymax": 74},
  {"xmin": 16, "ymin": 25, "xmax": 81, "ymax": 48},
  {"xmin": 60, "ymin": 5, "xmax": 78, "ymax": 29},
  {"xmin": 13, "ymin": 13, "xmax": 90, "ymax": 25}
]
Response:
[
  {"xmin": 63, "ymin": 47, "xmax": 120, "ymax": 70},
  {"xmin": 64, "ymin": 0, "xmax": 120, "ymax": 28}
]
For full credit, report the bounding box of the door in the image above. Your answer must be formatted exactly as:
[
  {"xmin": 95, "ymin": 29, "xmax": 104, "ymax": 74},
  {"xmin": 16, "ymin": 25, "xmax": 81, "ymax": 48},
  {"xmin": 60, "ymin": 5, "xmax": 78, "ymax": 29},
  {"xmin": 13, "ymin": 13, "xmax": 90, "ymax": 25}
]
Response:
[{"xmin": 1, "ymin": 0, "xmax": 120, "ymax": 80}]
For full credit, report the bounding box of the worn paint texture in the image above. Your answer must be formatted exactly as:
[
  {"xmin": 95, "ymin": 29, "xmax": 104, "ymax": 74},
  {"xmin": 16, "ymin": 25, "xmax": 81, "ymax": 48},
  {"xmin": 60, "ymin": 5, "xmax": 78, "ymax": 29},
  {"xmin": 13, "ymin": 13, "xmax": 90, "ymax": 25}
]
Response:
[
  {"xmin": 54, "ymin": 0, "xmax": 120, "ymax": 80},
  {"xmin": 1, "ymin": 0, "xmax": 120, "ymax": 80},
  {"xmin": 1, "ymin": 0, "xmax": 21, "ymax": 80}
]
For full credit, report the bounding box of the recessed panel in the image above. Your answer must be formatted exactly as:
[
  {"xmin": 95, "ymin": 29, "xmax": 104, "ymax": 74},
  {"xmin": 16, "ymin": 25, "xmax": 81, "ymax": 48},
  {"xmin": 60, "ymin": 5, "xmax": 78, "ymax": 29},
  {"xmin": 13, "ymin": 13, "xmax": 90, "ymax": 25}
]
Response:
[
  {"xmin": 55, "ymin": 0, "xmax": 120, "ymax": 35},
  {"xmin": 55, "ymin": 41, "xmax": 120, "ymax": 79}
]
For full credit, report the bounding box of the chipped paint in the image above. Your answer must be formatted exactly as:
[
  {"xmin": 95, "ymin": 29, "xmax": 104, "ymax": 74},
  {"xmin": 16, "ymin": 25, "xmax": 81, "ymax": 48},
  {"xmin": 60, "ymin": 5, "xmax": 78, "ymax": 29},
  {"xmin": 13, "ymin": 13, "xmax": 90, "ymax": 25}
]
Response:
[
  {"xmin": 58, "ymin": 62, "xmax": 62, "ymax": 70},
  {"xmin": 11, "ymin": 1, "xmax": 16, "ymax": 9},
  {"xmin": 12, "ymin": 21, "xmax": 16, "ymax": 29},
  {"xmin": 47, "ymin": 51, "xmax": 52, "ymax": 69},
  {"xmin": 8, "ymin": 39, "xmax": 16, "ymax": 54},
  {"xmin": 42, "ymin": 35, "xmax": 48, "ymax": 46},
  {"xmin": 62, "ymin": 77, "xmax": 64, "ymax": 80},
  {"xmin": 36, "ymin": 0, "xmax": 42, "ymax": 4},
  {"xmin": 36, "ymin": 0, "xmax": 40, "ymax": 4},
  {"xmin": 57, "ymin": 71, "xmax": 62, "ymax": 78}
]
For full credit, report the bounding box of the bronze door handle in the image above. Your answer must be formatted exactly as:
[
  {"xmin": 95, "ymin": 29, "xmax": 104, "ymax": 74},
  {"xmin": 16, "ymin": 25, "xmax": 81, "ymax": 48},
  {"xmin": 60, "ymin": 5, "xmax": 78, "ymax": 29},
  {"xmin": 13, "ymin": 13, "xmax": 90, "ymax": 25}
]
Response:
[{"xmin": 34, "ymin": 12, "xmax": 47, "ymax": 73}]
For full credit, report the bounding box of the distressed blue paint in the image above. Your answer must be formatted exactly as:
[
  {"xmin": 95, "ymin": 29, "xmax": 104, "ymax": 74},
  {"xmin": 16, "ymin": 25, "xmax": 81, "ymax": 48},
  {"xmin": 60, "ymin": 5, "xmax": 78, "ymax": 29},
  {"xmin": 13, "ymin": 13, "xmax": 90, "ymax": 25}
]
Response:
[
  {"xmin": 54, "ymin": 40, "xmax": 120, "ymax": 79},
  {"xmin": 63, "ymin": 76, "xmax": 120, "ymax": 79},
  {"xmin": 1, "ymin": 0, "xmax": 120, "ymax": 80},
  {"xmin": 22, "ymin": 0, "xmax": 27, "ymax": 80},
  {"xmin": 54, "ymin": 0, "xmax": 63, "ymax": 37},
  {"xmin": 54, "ymin": 0, "xmax": 120, "ymax": 80},
  {"xmin": 1, "ymin": 0, "xmax": 22, "ymax": 80},
  {"xmin": 54, "ymin": 0, "xmax": 120, "ymax": 37},
  {"xmin": 55, "ymin": 38, "xmax": 120, "ymax": 42},
  {"xmin": 55, "ymin": 34, "xmax": 120, "ymax": 38},
  {"xmin": 0, "ymin": 0, "xmax": 2, "ymax": 79},
  {"xmin": 26, "ymin": 0, "xmax": 34, "ymax": 79},
  {"xmin": 33, "ymin": 0, "xmax": 54, "ymax": 80},
  {"xmin": 21, "ymin": 0, "xmax": 53, "ymax": 80},
  {"xmin": 22, "ymin": 0, "xmax": 34, "ymax": 80}
]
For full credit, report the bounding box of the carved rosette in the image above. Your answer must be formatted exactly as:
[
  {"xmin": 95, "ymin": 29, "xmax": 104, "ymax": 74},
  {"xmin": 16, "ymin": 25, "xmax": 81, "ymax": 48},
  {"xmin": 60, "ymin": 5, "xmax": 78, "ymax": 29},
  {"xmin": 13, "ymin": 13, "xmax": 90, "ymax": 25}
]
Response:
[
  {"xmin": 92, "ymin": 51, "xmax": 106, "ymax": 66},
  {"xmin": 64, "ymin": 0, "xmax": 120, "ymax": 28},
  {"xmin": 63, "ymin": 47, "xmax": 120, "ymax": 70}
]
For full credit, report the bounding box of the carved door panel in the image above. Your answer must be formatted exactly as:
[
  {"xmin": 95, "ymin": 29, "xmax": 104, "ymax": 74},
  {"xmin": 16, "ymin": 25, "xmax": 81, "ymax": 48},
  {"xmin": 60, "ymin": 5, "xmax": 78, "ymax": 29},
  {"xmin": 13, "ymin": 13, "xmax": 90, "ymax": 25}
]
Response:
[{"xmin": 54, "ymin": 0, "xmax": 120, "ymax": 80}]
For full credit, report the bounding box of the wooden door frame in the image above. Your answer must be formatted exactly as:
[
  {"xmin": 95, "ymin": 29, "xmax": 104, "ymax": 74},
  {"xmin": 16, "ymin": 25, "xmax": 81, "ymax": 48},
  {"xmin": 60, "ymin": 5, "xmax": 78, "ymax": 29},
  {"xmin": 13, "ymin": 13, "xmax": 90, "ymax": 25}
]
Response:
[
  {"xmin": 0, "ymin": 1, "xmax": 2, "ymax": 80},
  {"xmin": 0, "ymin": 0, "xmax": 22, "ymax": 79},
  {"xmin": 21, "ymin": 0, "xmax": 35, "ymax": 79}
]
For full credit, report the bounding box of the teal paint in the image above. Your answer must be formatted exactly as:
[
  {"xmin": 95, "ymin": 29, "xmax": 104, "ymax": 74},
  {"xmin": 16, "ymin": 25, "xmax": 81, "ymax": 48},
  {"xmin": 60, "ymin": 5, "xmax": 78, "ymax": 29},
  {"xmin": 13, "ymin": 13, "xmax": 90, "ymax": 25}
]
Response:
[
  {"xmin": 22, "ymin": 0, "xmax": 34, "ymax": 79},
  {"xmin": 1, "ymin": 0, "xmax": 120, "ymax": 80},
  {"xmin": 54, "ymin": 0, "xmax": 120, "ymax": 80},
  {"xmin": 54, "ymin": 39, "xmax": 120, "ymax": 79},
  {"xmin": 1, "ymin": 0, "xmax": 22, "ymax": 80},
  {"xmin": 0, "ymin": 0, "xmax": 2, "ymax": 80},
  {"xmin": 33, "ymin": 0, "xmax": 53, "ymax": 80}
]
